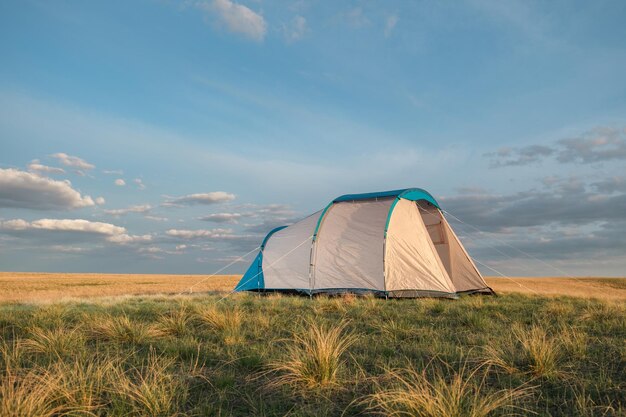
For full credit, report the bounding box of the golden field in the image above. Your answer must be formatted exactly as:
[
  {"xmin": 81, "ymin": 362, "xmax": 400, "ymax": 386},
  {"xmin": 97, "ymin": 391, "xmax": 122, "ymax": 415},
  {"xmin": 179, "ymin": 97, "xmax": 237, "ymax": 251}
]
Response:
[{"xmin": 0, "ymin": 272, "xmax": 624, "ymax": 303}]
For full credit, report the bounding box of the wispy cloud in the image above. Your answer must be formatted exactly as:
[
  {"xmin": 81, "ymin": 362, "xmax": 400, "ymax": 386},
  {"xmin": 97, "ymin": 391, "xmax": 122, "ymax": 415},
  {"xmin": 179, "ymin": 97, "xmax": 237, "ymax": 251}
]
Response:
[
  {"xmin": 102, "ymin": 169, "xmax": 123, "ymax": 175},
  {"xmin": 384, "ymin": 14, "xmax": 398, "ymax": 38},
  {"xmin": 196, "ymin": 0, "xmax": 267, "ymax": 41},
  {"xmin": 282, "ymin": 15, "xmax": 307, "ymax": 43},
  {"xmin": 104, "ymin": 204, "xmax": 152, "ymax": 216},
  {"xmin": 163, "ymin": 191, "xmax": 235, "ymax": 207},
  {"xmin": 165, "ymin": 227, "xmax": 235, "ymax": 239},
  {"xmin": 484, "ymin": 126, "xmax": 626, "ymax": 167},
  {"xmin": 27, "ymin": 159, "xmax": 65, "ymax": 174},
  {"xmin": 0, "ymin": 168, "xmax": 95, "ymax": 210},
  {"xmin": 484, "ymin": 145, "xmax": 554, "ymax": 167},
  {"xmin": 133, "ymin": 178, "xmax": 146, "ymax": 190},
  {"xmin": 50, "ymin": 152, "xmax": 95, "ymax": 170},
  {"xmin": 114, "ymin": 178, "xmax": 126, "ymax": 186},
  {"xmin": 198, "ymin": 212, "xmax": 250, "ymax": 223}
]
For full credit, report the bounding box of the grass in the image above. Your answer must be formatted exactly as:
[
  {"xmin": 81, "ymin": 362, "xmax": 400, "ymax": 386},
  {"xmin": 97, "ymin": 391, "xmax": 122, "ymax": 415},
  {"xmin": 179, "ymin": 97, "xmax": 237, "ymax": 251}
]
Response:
[
  {"xmin": 266, "ymin": 319, "xmax": 356, "ymax": 389},
  {"xmin": 196, "ymin": 304, "xmax": 244, "ymax": 345},
  {"xmin": 366, "ymin": 360, "xmax": 534, "ymax": 417},
  {"xmin": 87, "ymin": 314, "xmax": 161, "ymax": 344},
  {"xmin": 0, "ymin": 293, "xmax": 625, "ymax": 416}
]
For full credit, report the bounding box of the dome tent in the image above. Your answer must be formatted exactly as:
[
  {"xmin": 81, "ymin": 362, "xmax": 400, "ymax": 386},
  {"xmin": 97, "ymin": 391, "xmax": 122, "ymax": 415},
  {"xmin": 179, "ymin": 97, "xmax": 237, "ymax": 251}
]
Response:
[{"xmin": 234, "ymin": 188, "xmax": 493, "ymax": 298}]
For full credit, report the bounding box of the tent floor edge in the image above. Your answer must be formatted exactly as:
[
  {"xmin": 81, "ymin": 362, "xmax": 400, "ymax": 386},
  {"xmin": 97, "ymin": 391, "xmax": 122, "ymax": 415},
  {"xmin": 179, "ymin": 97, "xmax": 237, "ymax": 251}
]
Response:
[
  {"xmin": 455, "ymin": 287, "xmax": 497, "ymax": 296},
  {"xmin": 386, "ymin": 289, "xmax": 459, "ymax": 299},
  {"xmin": 236, "ymin": 287, "xmax": 497, "ymax": 299}
]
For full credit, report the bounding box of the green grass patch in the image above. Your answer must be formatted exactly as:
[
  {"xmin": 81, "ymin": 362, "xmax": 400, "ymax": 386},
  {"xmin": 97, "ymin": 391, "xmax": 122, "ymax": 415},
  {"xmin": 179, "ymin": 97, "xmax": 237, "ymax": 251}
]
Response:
[{"xmin": 0, "ymin": 293, "xmax": 624, "ymax": 416}]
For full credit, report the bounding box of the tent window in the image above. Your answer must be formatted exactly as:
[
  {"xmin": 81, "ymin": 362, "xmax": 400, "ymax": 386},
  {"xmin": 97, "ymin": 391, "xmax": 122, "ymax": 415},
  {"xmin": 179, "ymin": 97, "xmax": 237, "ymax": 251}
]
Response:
[{"xmin": 427, "ymin": 222, "xmax": 446, "ymax": 245}]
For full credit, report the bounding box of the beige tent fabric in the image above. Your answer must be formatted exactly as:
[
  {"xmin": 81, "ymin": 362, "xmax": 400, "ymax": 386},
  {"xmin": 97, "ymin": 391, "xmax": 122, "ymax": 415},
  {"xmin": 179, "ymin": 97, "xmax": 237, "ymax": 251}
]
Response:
[
  {"xmin": 419, "ymin": 205, "xmax": 452, "ymax": 276},
  {"xmin": 441, "ymin": 215, "xmax": 489, "ymax": 291},
  {"xmin": 385, "ymin": 199, "xmax": 456, "ymax": 293},
  {"xmin": 312, "ymin": 199, "xmax": 392, "ymax": 291},
  {"xmin": 417, "ymin": 203, "xmax": 488, "ymax": 292},
  {"xmin": 262, "ymin": 210, "xmax": 321, "ymax": 290}
]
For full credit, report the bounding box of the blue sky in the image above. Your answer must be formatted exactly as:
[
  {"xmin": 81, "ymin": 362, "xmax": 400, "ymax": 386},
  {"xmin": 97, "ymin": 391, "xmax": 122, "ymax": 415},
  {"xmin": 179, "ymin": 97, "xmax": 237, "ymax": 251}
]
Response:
[{"xmin": 1, "ymin": 0, "xmax": 625, "ymax": 276}]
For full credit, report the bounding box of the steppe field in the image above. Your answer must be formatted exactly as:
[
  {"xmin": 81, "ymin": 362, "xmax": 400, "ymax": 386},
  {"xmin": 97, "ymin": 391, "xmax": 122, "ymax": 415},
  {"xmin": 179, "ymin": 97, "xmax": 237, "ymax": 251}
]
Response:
[{"xmin": 1, "ymin": 273, "xmax": 625, "ymax": 416}]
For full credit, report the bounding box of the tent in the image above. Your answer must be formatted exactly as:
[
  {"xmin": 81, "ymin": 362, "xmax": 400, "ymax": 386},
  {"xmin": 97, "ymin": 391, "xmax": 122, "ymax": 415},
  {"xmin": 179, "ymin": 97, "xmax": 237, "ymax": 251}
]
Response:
[{"xmin": 234, "ymin": 188, "xmax": 493, "ymax": 298}]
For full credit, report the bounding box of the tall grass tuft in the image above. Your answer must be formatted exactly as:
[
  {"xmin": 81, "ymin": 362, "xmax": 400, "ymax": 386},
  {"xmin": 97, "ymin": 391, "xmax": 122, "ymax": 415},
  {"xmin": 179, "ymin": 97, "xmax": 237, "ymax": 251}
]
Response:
[
  {"xmin": 267, "ymin": 320, "xmax": 356, "ymax": 389},
  {"xmin": 155, "ymin": 307, "xmax": 192, "ymax": 337},
  {"xmin": 110, "ymin": 349, "xmax": 187, "ymax": 417},
  {"xmin": 0, "ymin": 366, "xmax": 64, "ymax": 417},
  {"xmin": 366, "ymin": 360, "xmax": 533, "ymax": 417},
  {"xmin": 197, "ymin": 305, "xmax": 243, "ymax": 345},
  {"xmin": 485, "ymin": 324, "xmax": 564, "ymax": 379},
  {"xmin": 0, "ymin": 339, "xmax": 25, "ymax": 369},
  {"xmin": 88, "ymin": 314, "xmax": 159, "ymax": 345},
  {"xmin": 513, "ymin": 324, "xmax": 563, "ymax": 379},
  {"xmin": 47, "ymin": 358, "xmax": 114, "ymax": 413},
  {"xmin": 22, "ymin": 327, "xmax": 84, "ymax": 359}
]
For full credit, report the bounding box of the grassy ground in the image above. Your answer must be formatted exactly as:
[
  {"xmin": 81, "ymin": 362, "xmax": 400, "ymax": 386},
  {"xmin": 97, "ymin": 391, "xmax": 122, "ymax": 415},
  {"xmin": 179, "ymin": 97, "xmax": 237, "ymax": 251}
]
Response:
[{"xmin": 1, "ymin": 292, "xmax": 625, "ymax": 416}]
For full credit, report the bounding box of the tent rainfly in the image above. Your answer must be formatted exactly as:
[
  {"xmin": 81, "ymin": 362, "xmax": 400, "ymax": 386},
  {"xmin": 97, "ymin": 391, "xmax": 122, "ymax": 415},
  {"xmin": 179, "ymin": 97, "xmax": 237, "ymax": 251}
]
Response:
[{"xmin": 234, "ymin": 188, "xmax": 494, "ymax": 298}]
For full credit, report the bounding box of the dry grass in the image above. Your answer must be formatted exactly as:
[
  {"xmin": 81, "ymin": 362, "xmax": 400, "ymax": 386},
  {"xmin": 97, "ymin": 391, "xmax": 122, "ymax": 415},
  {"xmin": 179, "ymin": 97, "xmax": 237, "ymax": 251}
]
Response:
[
  {"xmin": 0, "ymin": 366, "xmax": 65, "ymax": 417},
  {"xmin": 1, "ymin": 272, "xmax": 625, "ymax": 303},
  {"xmin": 196, "ymin": 305, "xmax": 243, "ymax": 345},
  {"xmin": 154, "ymin": 307, "xmax": 193, "ymax": 337},
  {"xmin": 366, "ymin": 361, "xmax": 534, "ymax": 417},
  {"xmin": 110, "ymin": 350, "xmax": 187, "ymax": 417},
  {"xmin": 22, "ymin": 326, "xmax": 85, "ymax": 359},
  {"xmin": 87, "ymin": 314, "xmax": 160, "ymax": 344},
  {"xmin": 267, "ymin": 320, "xmax": 356, "ymax": 389},
  {"xmin": 485, "ymin": 324, "xmax": 565, "ymax": 379},
  {"xmin": 513, "ymin": 324, "xmax": 564, "ymax": 379},
  {"xmin": 0, "ymin": 272, "xmax": 240, "ymax": 303},
  {"xmin": 485, "ymin": 276, "xmax": 626, "ymax": 300}
]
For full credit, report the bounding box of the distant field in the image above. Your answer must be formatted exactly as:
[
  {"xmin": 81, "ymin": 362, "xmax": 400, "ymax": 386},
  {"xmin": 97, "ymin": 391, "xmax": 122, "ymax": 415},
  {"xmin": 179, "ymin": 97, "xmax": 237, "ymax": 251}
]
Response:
[{"xmin": 0, "ymin": 272, "xmax": 625, "ymax": 303}]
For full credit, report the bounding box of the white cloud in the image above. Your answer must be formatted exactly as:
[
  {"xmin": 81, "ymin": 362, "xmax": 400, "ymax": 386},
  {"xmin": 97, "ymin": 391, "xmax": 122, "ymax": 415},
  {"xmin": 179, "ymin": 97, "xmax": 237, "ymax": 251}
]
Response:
[
  {"xmin": 0, "ymin": 218, "xmax": 153, "ymax": 246},
  {"xmin": 50, "ymin": 153, "xmax": 95, "ymax": 170},
  {"xmin": 163, "ymin": 191, "xmax": 235, "ymax": 206},
  {"xmin": 145, "ymin": 215, "xmax": 169, "ymax": 222},
  {"xmin": 0, "ymin": 218, "xmax": 125, "ymax": 235},
  {"xmin": 198, "ymin": 212, "xmax": 250, "ymax": 223},
  {"xmin": 0, "ymin": 168, "xmax": 95, "ymax": 210},
  {"xmin": 27, "ymin": 159, "xmax": 65, "ymax": 174},
  {"xmin": 283, "ymin": 15, "xmax": 307, "ymax": 43},
  {"xmin": 49, "ymin": 245, "xmax": 91, "ymax": 253},
  {"xmin": 133, "ymin": 178, "xmax": 146, "ymax": 190},
  {"xmin": 114, "ymin": 178, "xmax": 126, "ymax": 186},
  {"xmin": 197, "ymin": 0, "xmax": 267, "ymax": 41},
  {"xmin": 106, "ymin": 233, "xmax": 153, "ymax": 244},
  {"xmin": 384, "ymin": 14, "xmax": 398, "ymax": 38},
  {"xmin": 104, "ymin": 204, "xmax": 152, "ymax": 216},
  {"xmin": 95, "ymin": 197, "xmax": 106, "ymax": 205},
  {"xmin": 165, "ymin": 228, "xmax": 234, "ymax": 239},
  {"xmin": 102, "ymin": 169, "xmax": 123, "ymax": 175}
]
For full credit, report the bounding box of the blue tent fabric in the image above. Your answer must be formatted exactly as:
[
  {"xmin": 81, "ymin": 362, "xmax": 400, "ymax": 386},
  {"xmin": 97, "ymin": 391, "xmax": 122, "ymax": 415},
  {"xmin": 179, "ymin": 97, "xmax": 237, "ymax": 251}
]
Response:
[
  {"xmin": 333, "ymin": 188, "xmax": 439, "ymax": 208},
  {"xmin": 234, "ymin": 251, "xmax": 264, "ymax": 291}
]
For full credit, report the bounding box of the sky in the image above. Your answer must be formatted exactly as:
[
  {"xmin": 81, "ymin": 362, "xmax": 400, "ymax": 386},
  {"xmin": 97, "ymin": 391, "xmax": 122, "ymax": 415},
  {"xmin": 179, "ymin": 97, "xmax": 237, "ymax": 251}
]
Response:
[{"xmin": 1, "ymin": 0, "xmax": 625, "ymax": 276}]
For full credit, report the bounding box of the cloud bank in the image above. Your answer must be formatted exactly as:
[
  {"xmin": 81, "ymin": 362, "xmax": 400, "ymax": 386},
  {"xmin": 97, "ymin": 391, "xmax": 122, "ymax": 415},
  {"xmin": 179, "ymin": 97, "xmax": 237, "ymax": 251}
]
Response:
[{"xmin": 0, "ymin": 168, "xmax": 95, "ymax": 210}]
